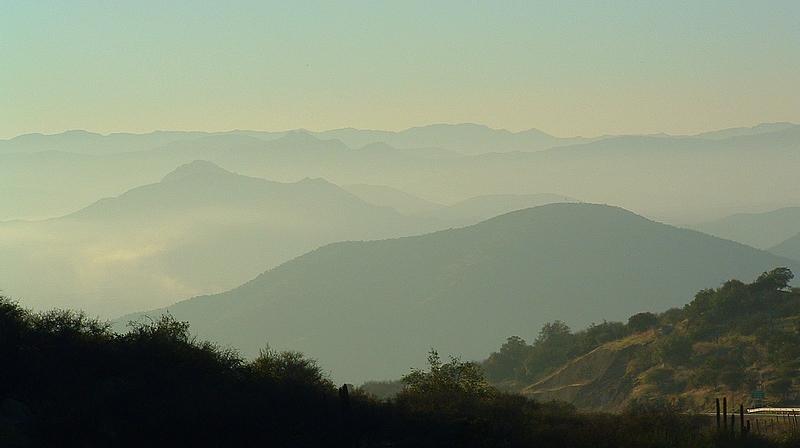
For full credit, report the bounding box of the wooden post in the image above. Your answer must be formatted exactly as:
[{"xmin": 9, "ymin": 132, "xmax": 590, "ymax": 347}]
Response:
[
  {"xmin": 739, "ymin": 404, "xmax": 745, "ymax": 436},
  {"xmin": 338, "ymin": 384, "xmax": 354, "ymax": 448},
  {"xmin": 715, "ymin": 398, "xmax": 721, "ymax": 431},
  {"xmin": 723, "ymin": 397, "xmax": 727, "ymax": 431}
]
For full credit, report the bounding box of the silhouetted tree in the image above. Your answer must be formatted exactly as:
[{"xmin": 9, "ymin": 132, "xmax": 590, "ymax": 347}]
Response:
[
  {"xmin": 401, "ymin": 350, "xmax": 493, "ymax": 398},
  {"xmin": 627, "ymin": 312, "xmax": 659, "ymax": 333},
  {"xmin": 753, "ymin": 267, "xmax": 794, "ymax": 291}
]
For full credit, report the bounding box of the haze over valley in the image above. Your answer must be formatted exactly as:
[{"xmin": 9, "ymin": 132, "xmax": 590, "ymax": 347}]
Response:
[
  {"xmin": 4, "ymin": 3, "xmax": 800, "ymax": 445},
  {"xmin": 2, "ymin": 123, "xmax": 800, "ymax": 320}
]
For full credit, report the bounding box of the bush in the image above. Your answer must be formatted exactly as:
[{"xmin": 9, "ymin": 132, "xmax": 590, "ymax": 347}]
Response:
[
  {"xmin": 655, "ymin": 334, "xmax": 693, "ymax": 365},
  {"xmin": 628, "ymin": 312, "xmax": 659, "ymax": 333},
  {"xmin": 250, "ymin": 347, "xmax": 332, "ymax": 388}
]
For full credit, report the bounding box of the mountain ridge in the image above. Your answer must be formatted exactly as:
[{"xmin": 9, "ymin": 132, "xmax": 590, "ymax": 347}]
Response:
[{"xmin": 122, "ymin": 203, "xmax": 797, "ymax": 382}]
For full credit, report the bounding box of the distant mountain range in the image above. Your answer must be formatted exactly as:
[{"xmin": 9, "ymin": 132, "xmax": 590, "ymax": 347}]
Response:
[
  {"xmin": 123, "ymin": 203, "xmax": 797, "ymax": 382},
  {"xmin": 422, "ymin": 193, "xmax": 578, "ymax": 227},
  {"xmin": 770, "ymin": 233, "xmax": 800, "ymax": 261},
  {"xmin": 342, "ymin": 184, "xmax": 444, "ymax": 215},
  {"xmin": 342, "ymin": 185, "xmax": 577, "ymax": 226},
  {"xmin": 0, "ymin": 162, "xmax": 427, "ymax": 315},
  {"xmin": 692, "ymin": 122, "xmax": 797, "ymax": 140},
  {"xmin": 0, "ymin": 123, "xmax": 593, "ymax": 156},
  {"xmin": 1, "ymin": 122, "xmax": 798, "ymax": 222},
  {"xmin": 692, "ymin": 206, "xmax": 800, "ymax": 250},
  {"xmin": 5, "ymin": 122, "xmax": 793, "ymax": 155},
  {"xmin": 0, "ymin": 161, "xmax": 573, "ymax": 316},
  {"xmin": 316, "ymin": 123, "xmax": 598, "ymax": 154}
]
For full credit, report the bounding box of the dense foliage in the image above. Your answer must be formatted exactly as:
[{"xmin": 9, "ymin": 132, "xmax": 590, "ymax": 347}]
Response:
[
  {"xmin": 1, "ymin": 285, "xmax": 797, "ymax": 447},
  {"xmin": 483, "ymin": 268, "xmax": 800, "ymax": 408}
]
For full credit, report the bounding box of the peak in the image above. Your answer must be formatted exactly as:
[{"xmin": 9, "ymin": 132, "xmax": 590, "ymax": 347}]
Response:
[
  {"xmin": 62, "ymin": 130, "xmax": 99, "ymax": 137},
  {"xmin": 275, "ymin": 130, "xmax": 322, "ymax": 142},
  {"xmin": 517, "ymin": 128, "xmax": 554, "ymax": 138},
  {"xmin": 269, "ymin": 131, "xmax": 350, "ymax": 151},
  {"xmin": 297, "ymin": 177, "xmax": 335, "ymax": 187},
  {"xmin": 478, "ymin": 202, "xmax": 641, "ymax": 225},
  {"xmin": 161, "ymin": 160, "xmax": 233, "ymax": 182},
  {"xmin": 413, "ymin": 123, "xmax": 493, "ymax": 131}
]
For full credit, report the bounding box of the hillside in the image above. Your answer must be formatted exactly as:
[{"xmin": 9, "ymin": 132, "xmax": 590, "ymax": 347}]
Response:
[
  {"xmin": 0, "ymin": 161, "xmax": 431, "ymax": 316},
  {"xmin": 692, "ymin": 207, "xmax": 800, "ymax": 249},
  {"xmin": 425, "ymin": 193, "xmax": 578, "ymax": 227},
  {"xmin": 125, "ymin": 203, "xmax": 798, "ymax": 382},
  {"xmin": 770, "ymin": 233, "xmax": 800, "ymax": 262},
  {"xmin": 481, "ymin": 269, "xmax": 800, "ymax": 413},
  {"xmin": 3, "ymin": 297, "xmax": 768, "ymax": 448},
  {"xmin": 342, "ymin": 183, "xmax": 444, "ymax": 215}
]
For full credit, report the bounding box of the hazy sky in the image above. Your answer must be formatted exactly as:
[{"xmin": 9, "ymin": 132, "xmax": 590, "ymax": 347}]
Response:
[{"xmin": 2, "ymin": 1, "xmax": 798, "ymax": 138}]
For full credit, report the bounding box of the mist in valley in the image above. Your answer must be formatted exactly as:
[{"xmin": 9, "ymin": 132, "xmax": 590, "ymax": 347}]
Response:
[{"xmin": 2, "ymin": 2, "xmax": 800, "ymax": 446}]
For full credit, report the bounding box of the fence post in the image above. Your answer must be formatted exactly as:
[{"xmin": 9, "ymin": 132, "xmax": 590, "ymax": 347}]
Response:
[
  {"xmin": 723, "ymin": 397, "xmax": 728, "ymax": 431},
  {"xmin": 716, "ymin": 398, "xmax": 721, "ymax": 431},
  {"xmin": 739, "ymin": 404, "xmax": 744, "ymax": 436},
  {"xmin": 339, "ymin": 384, "xmax": 354, "ymax": 448}
]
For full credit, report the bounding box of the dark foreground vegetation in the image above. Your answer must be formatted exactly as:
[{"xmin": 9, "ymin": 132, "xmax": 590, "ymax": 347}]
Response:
[{"xmin": 1, "ymin": 297, "xmax": 797, "ymax": 447}]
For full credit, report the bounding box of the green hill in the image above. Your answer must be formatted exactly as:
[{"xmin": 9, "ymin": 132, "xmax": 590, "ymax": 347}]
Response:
[{"xmin": 483, "ymin": 268, "xmax": 800, "ymax": 413}]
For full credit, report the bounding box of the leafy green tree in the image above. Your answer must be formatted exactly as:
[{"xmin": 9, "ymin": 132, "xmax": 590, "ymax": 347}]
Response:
[
  {"xmin": 250, "ymin": 347, "xmax": 332, "ymax": 388},
  {"xmin": 402, "ymin": 350, "xmax": 494, "ymax": 398},
  {"xmin": 568, "ymin": 321, "xmax": 628, "ymax": 358},
  {"xmin": 753, "ymin": 267, "xmax": 794, "ymax": 291},
  {"xmin": 483, "ymin": 336, "xmax": 531, "ymax": 382},
  {"xmin": 658, "ymin": 308, "xmax": 685, "ymax": 325},
  {"xmin": 627, "ymin": 312, "xmax": 659, "ymax": 333},
  {"xmin": 535, "ymin": 320, "xmax": 572, "ymax": 346},
  {"xmin": 655, "ymin": 334, "xmax": 693, "ymax": 365}
]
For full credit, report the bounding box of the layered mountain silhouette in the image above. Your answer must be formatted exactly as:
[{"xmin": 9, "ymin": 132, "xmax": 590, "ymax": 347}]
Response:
[
  {"xmin": 692, "ymin": 206, "xmax": 800, "ymax": 249},
  {"xmin": 424, "ymin": 193, "xmax": 578, "ymax": 227},
  {"xmin": 0, "ymin": 129, "xmax": 210, "ymax": 154},
  {"xmin": 0, "ymin": 161, "xmax": 431, "ymax": 315},
  {"xmin": 125, "ymin": 203, "xmax": 797, "ymax": 382},
  {"xmin": 1, "ymin": 123, "xmax": 798, "ymax": 222},
  {"xmin": 693, "ymin": 122, "xmax": 797, "ymax": 140},
  {"xmin": 342, "ymin": 183, "xmax": 444, "ymax": 215},
  {"xmin": 317, "ymin": 123, "xmax": 596, "ymax": 154},
  {"xmin": 770, "ymin": 233, "xmax": 800, "ymax": 261}
]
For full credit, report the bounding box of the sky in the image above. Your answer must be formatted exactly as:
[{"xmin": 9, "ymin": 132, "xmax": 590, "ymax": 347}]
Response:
[{"xmin": 1, "ymin": 0, "xmax": 799, "ymax": 138}]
